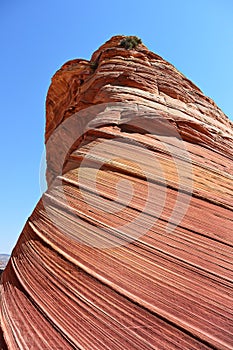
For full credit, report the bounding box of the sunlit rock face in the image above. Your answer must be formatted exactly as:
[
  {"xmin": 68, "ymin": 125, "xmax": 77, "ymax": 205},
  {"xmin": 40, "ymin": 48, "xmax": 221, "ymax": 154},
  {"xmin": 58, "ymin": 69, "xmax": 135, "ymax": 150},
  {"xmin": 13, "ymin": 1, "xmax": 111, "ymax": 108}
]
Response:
[{"xmin": 1, "ymin": 36, "xmax": 233, "ymax": 350}]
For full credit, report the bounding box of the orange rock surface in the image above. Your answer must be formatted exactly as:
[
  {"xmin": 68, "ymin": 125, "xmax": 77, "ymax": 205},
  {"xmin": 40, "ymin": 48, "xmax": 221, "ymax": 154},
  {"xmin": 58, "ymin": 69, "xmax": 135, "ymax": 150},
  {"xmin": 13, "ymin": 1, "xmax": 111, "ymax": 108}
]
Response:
[{"xmin": 1, "ymin": 36, "xmax": 233, "ymax": 349}]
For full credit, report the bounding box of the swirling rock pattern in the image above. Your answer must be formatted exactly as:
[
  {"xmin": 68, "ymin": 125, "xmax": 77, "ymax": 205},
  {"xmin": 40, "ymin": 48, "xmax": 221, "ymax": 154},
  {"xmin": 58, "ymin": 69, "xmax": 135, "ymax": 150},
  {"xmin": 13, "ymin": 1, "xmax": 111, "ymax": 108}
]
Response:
[{"xmin": 1, "ymin": 36, "xmax": 233, "ymax": 350}]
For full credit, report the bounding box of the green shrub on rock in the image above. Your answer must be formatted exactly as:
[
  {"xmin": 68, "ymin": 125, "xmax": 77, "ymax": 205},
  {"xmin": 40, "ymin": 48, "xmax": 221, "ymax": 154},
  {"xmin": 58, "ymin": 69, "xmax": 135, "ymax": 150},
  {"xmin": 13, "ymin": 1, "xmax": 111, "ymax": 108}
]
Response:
[{"xmin": 120, "ymin": 36, "xmax": 142, "ymax": 50}]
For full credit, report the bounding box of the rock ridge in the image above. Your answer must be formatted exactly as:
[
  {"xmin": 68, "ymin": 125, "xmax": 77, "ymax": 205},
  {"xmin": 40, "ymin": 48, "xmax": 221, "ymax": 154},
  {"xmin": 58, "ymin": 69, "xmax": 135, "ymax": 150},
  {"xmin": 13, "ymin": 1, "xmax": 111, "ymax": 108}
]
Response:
[
  {"xmin": 1, "ymin": 36, "xmax": 233, "ymax": 350},
  {"xmin": 45, "ymin": 35, "xmax": 233, "ymax": 186}
]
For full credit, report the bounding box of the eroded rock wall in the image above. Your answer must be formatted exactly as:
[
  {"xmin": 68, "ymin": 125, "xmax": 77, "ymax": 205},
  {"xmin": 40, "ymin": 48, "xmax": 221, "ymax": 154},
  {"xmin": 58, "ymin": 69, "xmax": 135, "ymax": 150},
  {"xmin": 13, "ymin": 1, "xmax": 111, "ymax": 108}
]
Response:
[{"xmin": 1, "ymin": 36, "xmax": 233, "ymax": 350}]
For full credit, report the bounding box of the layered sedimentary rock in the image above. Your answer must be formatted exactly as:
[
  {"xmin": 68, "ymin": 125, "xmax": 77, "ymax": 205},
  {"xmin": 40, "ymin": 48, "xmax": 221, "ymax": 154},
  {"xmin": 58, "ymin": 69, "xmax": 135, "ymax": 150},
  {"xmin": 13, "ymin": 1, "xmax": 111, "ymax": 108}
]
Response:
[{"xmin": 1, "ymin": 36, "xmax": 233, "ymax": 350}]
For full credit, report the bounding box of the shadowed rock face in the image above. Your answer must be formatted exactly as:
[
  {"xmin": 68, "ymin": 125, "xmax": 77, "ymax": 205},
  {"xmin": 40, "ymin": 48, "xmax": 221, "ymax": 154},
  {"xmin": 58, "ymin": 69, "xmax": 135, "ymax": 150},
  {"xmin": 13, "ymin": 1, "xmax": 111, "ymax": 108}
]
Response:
[{"xmin": 1, "ymin": 36, "xmax": 233, "ymax": 350}]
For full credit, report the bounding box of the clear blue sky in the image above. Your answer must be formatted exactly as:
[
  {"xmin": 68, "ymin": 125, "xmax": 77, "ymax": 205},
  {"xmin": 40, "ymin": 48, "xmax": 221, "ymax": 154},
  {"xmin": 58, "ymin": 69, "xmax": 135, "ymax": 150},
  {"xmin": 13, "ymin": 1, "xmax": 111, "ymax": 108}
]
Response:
[{"xmin": 0, "ymin": 0, "xmax": 233, "ymax": 254}]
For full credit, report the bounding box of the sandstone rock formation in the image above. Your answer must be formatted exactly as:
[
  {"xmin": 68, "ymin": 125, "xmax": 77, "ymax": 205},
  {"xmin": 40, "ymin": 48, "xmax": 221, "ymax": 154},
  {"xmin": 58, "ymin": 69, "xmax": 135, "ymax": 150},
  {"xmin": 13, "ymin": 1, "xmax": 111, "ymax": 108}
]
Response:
[
  {"xmin": 0, "ymin": 255, "xmax": 9, "ymax": 271},
  {"xmin": 0, "ymin": 255, "xmax": 10, "ymax": 280},
  {"xmin": 1, "ymin": 35, "xmax": 233, "ymax": 350}
]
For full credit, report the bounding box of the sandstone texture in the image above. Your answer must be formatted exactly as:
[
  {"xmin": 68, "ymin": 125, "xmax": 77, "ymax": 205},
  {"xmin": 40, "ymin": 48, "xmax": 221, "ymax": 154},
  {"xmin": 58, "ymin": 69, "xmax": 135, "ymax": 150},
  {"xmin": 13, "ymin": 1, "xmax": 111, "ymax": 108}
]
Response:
[{"xmin": 1, "ymin": 36, "xmax": 233, "ymax": 350}]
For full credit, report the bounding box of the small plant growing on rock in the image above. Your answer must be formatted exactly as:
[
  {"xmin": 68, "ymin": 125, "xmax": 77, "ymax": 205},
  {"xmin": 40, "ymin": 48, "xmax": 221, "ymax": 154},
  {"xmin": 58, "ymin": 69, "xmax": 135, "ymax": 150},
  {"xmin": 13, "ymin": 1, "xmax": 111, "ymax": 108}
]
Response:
[
  {"xmin": 120, "ymin": 36, "xmax": 142, "ymax": 50},
  {"xmin": 90, "ymin": 61, "xmax": 98, "ymax": 71}
]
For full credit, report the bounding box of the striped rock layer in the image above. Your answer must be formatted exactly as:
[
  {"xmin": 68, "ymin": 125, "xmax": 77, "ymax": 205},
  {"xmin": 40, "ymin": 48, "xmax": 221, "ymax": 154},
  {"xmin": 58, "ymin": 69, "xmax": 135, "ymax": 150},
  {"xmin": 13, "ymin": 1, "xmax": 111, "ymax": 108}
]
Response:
[{"xmin": 1, "ymin": 36, "xmax": 233, "ymax": 350}]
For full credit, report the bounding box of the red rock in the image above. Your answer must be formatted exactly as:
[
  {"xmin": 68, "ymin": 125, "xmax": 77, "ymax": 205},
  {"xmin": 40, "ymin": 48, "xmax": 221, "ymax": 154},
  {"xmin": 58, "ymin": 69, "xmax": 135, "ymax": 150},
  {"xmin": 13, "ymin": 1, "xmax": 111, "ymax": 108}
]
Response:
[{"xmin": 1, "ymin": 35, "xmax": 233, "ymax": 349}]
